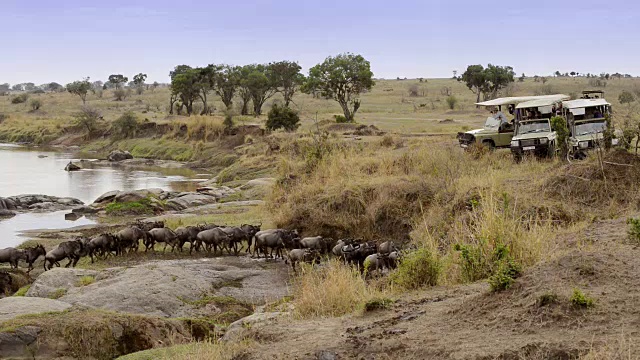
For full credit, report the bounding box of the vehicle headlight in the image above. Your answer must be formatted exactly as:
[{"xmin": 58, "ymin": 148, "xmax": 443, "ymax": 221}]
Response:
[
  {"xmin": 539, "ymin": 138, "xmax": 548, "ymax": 145},
  {"xmin": 510, "ymin": 140, "xmax": 519, "ymax": 147},
  {"xmin": 612, "ymin": 138, "xmax": 620, "ymax": 146},
  {"xmin": 579, "ymin": 141, "xmax": 589, "ymax": 149}
]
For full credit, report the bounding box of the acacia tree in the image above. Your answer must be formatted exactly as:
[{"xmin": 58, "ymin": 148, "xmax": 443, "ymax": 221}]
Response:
[
  {"xmin": 270, "ymin": 60, "xmax": 304, "ymax": 107},
  {"xmin": 302, "ymin": 53, "xmax": 375, "ymax": 122},
  {"xmin": 210, "ymin": 65, "xmax": 240, "ymax": 110},
  {"xmin": 169, "ymin": 65, "xmax": 202, "ymax": 116},
  {"xmin": 237, "ymin": 65, "xmax": 253, "ymax": 115},
  {"xmin": 242, "ymin": 64, "xmax": 278, "ymax": 116},
  {"xmin": 46, "ymin": 82, "xmax": 63, "ymax": 92},
  {"xmin": 459, "ymin": 65, "xmax": 486, "ymax": 105},
  {"xmin": 460, "ymin": 64, "xmax": 515, "ymax": 105},
  {"xmin": 133, "ymin": 73, "xmax": 147, "ymax": 94},
  {"xmin": 108, "ymin": 74, "xmax": 128, "ymax": 89},
  {"xmin": 66, "ymin": 78, "xmax": 92, "ymax": 104}
]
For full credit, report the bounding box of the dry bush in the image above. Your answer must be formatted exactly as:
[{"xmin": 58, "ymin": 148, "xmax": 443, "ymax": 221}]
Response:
[
  {"xmin": 118, "ymin": 340, "xmax": 253, "ymax": 360},
  {"xmin": 292, "ymin": 259, "xmax": 387, "ymax": 318},
  {"xmin": 546, "ymin": 149, "xmax": 640, "ymax": 211},
  {"xmin": 189, "ymin": 116, "xmax": 225, "ymax": 140}
]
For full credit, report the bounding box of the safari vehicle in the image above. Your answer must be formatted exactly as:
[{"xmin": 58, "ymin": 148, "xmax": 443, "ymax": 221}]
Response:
[
  {"xmin": 509, "ymin": 94, "xmax": 571, "ymax": 161},
  {"xmin": 563, "ymin": 90, "xmax": 614, "ymax": 159},
  {"xmin": 457, "ymin": 95, "xmax": 571, "ymax": 150}
]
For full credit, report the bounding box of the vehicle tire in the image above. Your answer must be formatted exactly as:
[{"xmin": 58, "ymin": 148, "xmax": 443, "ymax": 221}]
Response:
[
  {"xmin": 513, "ymin": 153, "xmax": 522, "ymax": 163},
  {"xmin": 482, "ymin": 140, "xmax": 495, "ymax": 151},
  {"xmin": 546, "ymin": 142, "xmax": 556, "ymax": 158}
]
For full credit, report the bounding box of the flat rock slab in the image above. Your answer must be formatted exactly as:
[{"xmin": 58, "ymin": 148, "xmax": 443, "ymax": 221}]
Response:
[
  {"xmin": 27, "ymin": 268, "xmax": 100, "ymax": 299},
  {"xmin": 0, "ymin": 297, "xmax": 71, "ymax": 322},
  {"xmin": 27, "ymin": 257, "xmax": 289, "ymax": 318}
]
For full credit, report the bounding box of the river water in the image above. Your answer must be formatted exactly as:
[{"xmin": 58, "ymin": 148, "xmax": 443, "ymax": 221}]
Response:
[{"xmin": 0, "ymin": 143, "xmax": 205, "ymax": 247}]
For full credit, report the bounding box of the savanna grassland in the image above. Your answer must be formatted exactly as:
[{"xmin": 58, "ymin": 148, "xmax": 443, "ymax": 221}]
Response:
[{"xmin": 2, "ymin": 76, "xmax": 640, "ymax": 359}]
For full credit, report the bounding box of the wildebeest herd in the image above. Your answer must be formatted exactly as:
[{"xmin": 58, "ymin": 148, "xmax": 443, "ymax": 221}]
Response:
[{"xmin": 0, "ymin": 219, "xmax": 404, "ymax": 276}]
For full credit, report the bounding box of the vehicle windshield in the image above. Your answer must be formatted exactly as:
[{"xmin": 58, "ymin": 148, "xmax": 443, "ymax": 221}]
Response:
[
  {"xmin": 574, "ymin": 121, "xmax": 606, "ymax": 136},
  {"xmin": 517, "ymin": 120, "xmax": 551, "ymax": 135},
  {"xmin": 483, "ymin": 116, "xmax": 501, "ymax": 130}
]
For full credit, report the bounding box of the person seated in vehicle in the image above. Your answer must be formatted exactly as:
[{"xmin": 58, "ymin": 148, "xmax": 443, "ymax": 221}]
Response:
[{"xmin": 593, "ymin": 109, "xmax": 603, "ymax": 118}]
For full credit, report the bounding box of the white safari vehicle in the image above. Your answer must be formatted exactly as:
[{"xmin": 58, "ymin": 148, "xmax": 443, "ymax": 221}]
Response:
[
  {"xmin": 509, "ymin": 94, "xmax": 570, "ymax": 161},
  {"xmin": 458, "ymin": 95, "xmax": 572, "ymax": 150},
  {"xmin": 563, "ymin": 91, "xmax": 614, "ymax": 159}
]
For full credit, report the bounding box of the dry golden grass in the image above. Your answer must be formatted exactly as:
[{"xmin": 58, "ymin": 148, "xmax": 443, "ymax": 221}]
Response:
[
  {"xmin": 116, "ymin": 341, "xmax": 253, "ymax": 360},
  {"xmin": 292, "ymin": 259, "xmax": 389, "ymax": 318}
]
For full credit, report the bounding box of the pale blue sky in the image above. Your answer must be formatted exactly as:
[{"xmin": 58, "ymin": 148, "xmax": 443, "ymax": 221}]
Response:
[{"xmin": 1, "ymin": 0, "xmax": 638, "ymax": 84}]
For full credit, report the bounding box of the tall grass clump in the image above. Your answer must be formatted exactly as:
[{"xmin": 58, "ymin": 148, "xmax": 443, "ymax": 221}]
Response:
[
  {"xmin": 184, "ymin": 116, "xmax": 225, "ymax": 141},
  {"xmin": 451, "ymin": 190, "xmax": 551, "ymax": 283},
  {"xmin": 292, "ymin": 259, "xmax": 385, "ymax": 318}
]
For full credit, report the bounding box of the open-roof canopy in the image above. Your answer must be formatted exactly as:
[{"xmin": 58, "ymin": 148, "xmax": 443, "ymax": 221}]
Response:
[
  {"xmin": 515, "ymin": 95, "xmax": 571, "ymax": 109},
  {"xmin": 562, "ymin": 98, "xmax": 610, "ymax": 109},
  {"xmin": 476, "ymin": 94, "xmax": 570, "ymax": 107}
]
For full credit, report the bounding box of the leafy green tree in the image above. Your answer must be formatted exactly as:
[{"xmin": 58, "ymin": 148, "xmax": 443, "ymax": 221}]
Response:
[
  {"xmin": 237, "ymin": 65, "xmax": 253, "ymax": 115},
  {"xmin": 460, "ymin": 64, "xmax": 514, "ymax": 104},
  {"xmin": 270, "ymin": 61, "xmax": 304, "ymax": 107},
  {"xmin": 213, "ymin": 65, "xmax": 240, "ymax": 110},
  {"xmin": 241, "ymin": 64, "xmax": 278, "ymax": 116},
  {"xmin": 151, "ymin": 81, "xmax": 159, "ymax": 92},
  {"xmin": 112, "ymin": 111, "xmax": 139, "ymax": 138},
  {"xmin": 108, "ymin": 74, "xmax": 128, "ymax": 89},
  {"xmin": 555, "ymin": 71, "xmax": 561, "ymax": 77},
  {"xmin": 66, "ymin": 78, "xmax": 92, "ymax": 104},
  {"xmin": 46, "ymin": 82, "xmax": 63, "ymax": 92},
  {"xmin": 169, "ymin": 65, "xmax": 202, "ymax": 116},
  {"xmin": 551, "ymin": 116, "xmax": 569, "ymax": 159},
  {"xmin": 133, "ymin": 73, "xmax": 147, "ymax": 95},
  {"xmin": 266, "ymin": 104, "xmax": 300, "ymax": 131},
  {"xmin": 302, "ymin": 53, "xmax": 375, "ymax": 122},
  {"xmin": 483, "ymin": 64, "xmax": 515, "ymax": 98},
  {"xmin": 0, "ymin": 83, "xmax": 9, "ymax": 92},
  {"xmin": 459, "ymin": 65, "xmax": 486, "ymax": 105},
  {"xmin": 73, "ymin": 106, "xmax": 101, "ymax": 135}
]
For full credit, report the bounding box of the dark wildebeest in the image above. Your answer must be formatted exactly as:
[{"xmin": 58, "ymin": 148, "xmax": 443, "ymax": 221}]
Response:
[
  {"xmin": 220, "ymin": 226, "xmax": 252, "ymax": 255},
  {"xmin": 22, "ymin": 244, "xmax": 46, "ymax": 272},
  {"xmin": 175, "ymin": 226, "xmax": 203, "ymax": 253},
  {"xmin": 378, "ymin": 241, "xmax": 398, "ymax": 255},
  {"xmin": 240, "ymin": 224, "xmax": 261, "ymax": 253},
  {"xmin": 253, "ymin": 229, "xmax": 298, "ymax": 259},
  {"xmin": 195, "ymin": 228, "xmax": 232, "ymax": 255},
  {"xmin": 285, "ymin": 248, "xmax": 322, "ymax": 273},
  {"xmin": 88, "ymin": 233, "xmax": 118, "ymax": 260},
  {"xmin": 363, "ymin": 253, "xmax": 390, "ymax": 276},
  {"xmin": 115, "ymin": 226, "xmax": 147, "ymax": 253},
  {"xmin": 44, "ymin": 239, "xmax": 84, "ymax": 270},
  {"xmin": 298, "ymin": 236, "xmax": 335, "ymax": 254},
  {"xmin": 136, "ymin": 220, "xmax": 164, "ymax": 232},
  {"xmin": 0, "ymin": 247, "xmax": 24, "ymax": 269},
  {"xmin": 342, "ymin": 242, "xmax": 377, "ymax": 271},
  {"xmin": 146, "ymin": 228, "xmax": 179, "ymax": 252}
]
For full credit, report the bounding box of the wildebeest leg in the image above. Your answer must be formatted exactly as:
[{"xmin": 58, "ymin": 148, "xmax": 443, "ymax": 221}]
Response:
[
  {"xmin": 55, "ymin": 261, "xmax": 61, "ymax": 268},
  {"xmin": 72, "ymin": 256, "xmax": 80, "ymax": 267},
  {"xmin": 163, "ymin": 243, "xmax": 168, "ymax": 253},
  {"xmin": 65, "ymin": 258, "xmax": 73, "ymax": 268}
]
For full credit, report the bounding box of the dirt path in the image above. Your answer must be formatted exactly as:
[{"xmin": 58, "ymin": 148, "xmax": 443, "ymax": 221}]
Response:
[{"xmin": 238, "ymin": 217, "xmax": 640, "ymax": 359}]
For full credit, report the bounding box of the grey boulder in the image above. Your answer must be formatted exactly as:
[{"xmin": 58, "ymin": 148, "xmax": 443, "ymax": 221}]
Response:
[{"xmin": 107, "ymin": 150, "xmax": 134, "ymax": 162}]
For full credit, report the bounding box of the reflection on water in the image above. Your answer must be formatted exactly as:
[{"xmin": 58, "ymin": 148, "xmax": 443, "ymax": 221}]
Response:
[{"xmin": 0, "ymin": 144, "xmax": 206, "ymax": 247}]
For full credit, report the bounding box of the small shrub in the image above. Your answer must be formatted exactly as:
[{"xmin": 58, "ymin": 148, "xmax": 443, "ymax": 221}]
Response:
[
  {"xmin": 380, "ymin": 134, "xmax": 395, "ymax": 147},
  {"xmin": 266, "ymin": 104, "xmax": 300, "ymax": 132},
  {"xmin": 363, "ymin": 298, "xmax": 394, "ymax": 312},
  {"xmin": 570, "ymin": 288, "xmax": 594, "ymax": 308},
  {"xmin": 112, "ymin": 111, "xmax": 139, "ymax": 138},
  {"xmin": 29, "ymin": 99, "xmax": 42, "ymax": 111},
  {"xmin": 13, "ymin": 285, "xmax": 31, "ymax": 297},
  {"xmin": 113, "ymin": 88, "xmax": 127, "ymax": 101},
  {"xmin": 389, "ymin": 247, "xmax": 441, "ymax": 289},
  {"xmin": 49, "ymin": 288, "xmax": 67, "ymax": 299},
  {"xmin": 551, "ymin": 116, "xmax": 569, "ymax": 158},
  {"xmin": 73, "ymin": 106, "xmax": 101, "ymax": 134},
  {"xmin": 77, "ymin": 276, "xmax": 96, "ymax": 287},
  {"xmin": 627, "ymin": 217, "xmax": 640, "ymax": 244},
  {"xmin": 334, "ymin": 114, "xmax": 349, "ymax": 123},
  {"xmin": 537, "ymin": 292, "xmax": 558, "ymax": 307},
  {"xmin": 446, "ymin": 96, "xmax": 458, "ymax": 110},
  {"xmin": 488, "ymin": 257, "xmax": 522, "ymax": 292},
  {"xmin": 619, "ymin": 90, "xmax": 635, "ymax": 105},
  {"xmin": 11, "ymin": 93, "xmax": 29, "ymax": 104}
]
